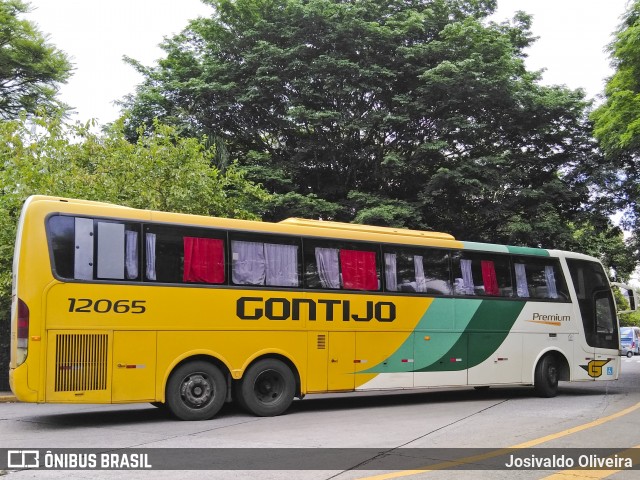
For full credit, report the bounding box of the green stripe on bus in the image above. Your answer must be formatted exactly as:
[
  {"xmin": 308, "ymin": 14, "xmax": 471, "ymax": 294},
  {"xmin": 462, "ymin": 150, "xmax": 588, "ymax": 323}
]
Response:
[
  {"xmin": 462, "ymin": 242, "xmax": 509, "ymax": 253},
  {"xmin": 462, "ymin": 242, "xmax": 550, "ymax": 257},
  {"xmin": 413, "ymin": 299, "xmax": 526, "ymax": 372},
  {"xmin": 361, "ymin": 298, "xmax": 481, "ymax": 374},
  {"xmin": 507, "ymin": 245, "xmax": 550, "ymax": 256}
]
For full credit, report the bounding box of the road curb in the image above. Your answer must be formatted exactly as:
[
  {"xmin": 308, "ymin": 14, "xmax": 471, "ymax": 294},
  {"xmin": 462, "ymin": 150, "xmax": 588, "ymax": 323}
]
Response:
[{"xmin": 0, "ymin": 393, "xmax": 17, "ymax": 403}]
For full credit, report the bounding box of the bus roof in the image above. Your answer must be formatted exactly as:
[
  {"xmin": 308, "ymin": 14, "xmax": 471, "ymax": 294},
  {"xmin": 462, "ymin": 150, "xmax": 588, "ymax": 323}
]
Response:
[
  {"xmin": 279, "ymin": 218, "xmax": 455, "ymax": 240},
  {"xmin": 26, "ymin": 195, "xmax": 134, "ymax": 209}
]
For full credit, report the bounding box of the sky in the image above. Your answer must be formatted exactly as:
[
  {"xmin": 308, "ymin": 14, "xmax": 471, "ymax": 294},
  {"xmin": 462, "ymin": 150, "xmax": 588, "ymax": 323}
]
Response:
[
  {"xmin": 27, "ymin": 0, "xmax": 214, "ymax": 125},
  {"xmin": 25, "ymin": 0, "xmax": 631, "ymax": 126}
]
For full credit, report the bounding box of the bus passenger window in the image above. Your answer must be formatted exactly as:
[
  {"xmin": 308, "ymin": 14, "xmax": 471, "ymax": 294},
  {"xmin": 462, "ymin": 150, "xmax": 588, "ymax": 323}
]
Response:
[
  {"xmin": 513, "ymin": 257, "xmax": 568, "ymax": 300},
  {"xmin": 145, "ymin": 225, "xmax": 226, "ymax": 285},
  {"xmin": 384, "ymin": 251, "xmax": 418, "ymax": 292},
  {"xmin": 48, "ymin": 215, "xmax": 75, "ymax": 279},
  {"xmin": 383, "ymin": 247, "xmax": 451, "ymax": 295},
  {"xmin": 452, "ymin": 252, "xmax": 512, "ymax": 297},
  {"xmin": 46, "ymin": 215, "xmax": 141, "ymax": 281},
  {"xmin": 304, "ymin": 241, "xmax": 380, "ymax": 291},
  {"xmin": 230, "ymin": 236, "xmax": 301, "ymax": 287}
]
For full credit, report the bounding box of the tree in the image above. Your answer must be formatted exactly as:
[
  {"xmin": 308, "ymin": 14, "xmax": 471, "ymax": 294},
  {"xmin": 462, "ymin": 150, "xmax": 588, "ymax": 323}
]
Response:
[
  {"xmin": 0, "ymin": 0, "xmax": 71, "ymax": 119},
  {"xmin": 591, "ymin": 0, "xmax": 640, "ymax": 266},
  {"xmin": 122, "ymin": 0, "xmax": 624, "ymax": 262}
]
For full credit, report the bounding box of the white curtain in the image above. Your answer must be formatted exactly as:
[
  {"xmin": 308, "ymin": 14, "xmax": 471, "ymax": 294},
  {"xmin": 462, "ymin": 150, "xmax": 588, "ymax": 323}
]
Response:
[
  {"xmin": 265, "ymin": 243, "xmax": 299, "ymax": 287},
  {"xmin": 145, "ymin": 233, "xmax": 157, "ymax": 281},
  {"xmin": 545, "ymin": 265, "xmax": 558, "ymax": 298},
  {"xmin": 384, "ymin": 253, "xmax": 398, "ymax": 291},
  {"xmin": 515, "ymin": 263, "xmax": 529, "ymax": 298},
  {"xmin": 460, "ymin": 259, "xmax": 475, "ymax": 295},
  {"xmin": 414, "ymin": 255, "xmax": 427, "ymax": 293},
  {"xmin": 232, "ymin": 240, "xmax": 266, "ymax": 285},
  {"xmin": 125, "ymin": 230, "xmax": 138, "ymax": 280},
  {"xmin": 315, "ymin": 247, "xmax": 340, "ymax": 289}
]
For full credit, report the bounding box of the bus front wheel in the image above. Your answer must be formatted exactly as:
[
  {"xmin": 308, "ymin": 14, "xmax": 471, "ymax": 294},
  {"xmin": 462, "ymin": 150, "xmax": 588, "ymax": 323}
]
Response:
[
  {"xmin": 166, "ymin": 361, "xmax": 227, "ymax": 421},
  {"xmin": 238, "ymin": 358, "xmax": 295, "ymax": 417},
  {"xmin": 534, "ymin": 354, "xmax": 559, "ymax": 398}
]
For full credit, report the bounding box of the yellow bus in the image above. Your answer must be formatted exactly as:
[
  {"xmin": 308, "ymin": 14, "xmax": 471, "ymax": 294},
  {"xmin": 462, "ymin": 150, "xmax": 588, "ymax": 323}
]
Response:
[{"xmin": 9, "ymin": 195, "xmax": 632, "ymax": 420}]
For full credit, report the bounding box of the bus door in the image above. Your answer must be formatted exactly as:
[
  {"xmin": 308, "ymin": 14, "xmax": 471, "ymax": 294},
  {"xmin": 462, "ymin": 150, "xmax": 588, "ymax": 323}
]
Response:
[
  {"xmin": 305, "ymin": 331, "xmax": 356, "ymax": 392},
  {"xmin": 112, "ymin": 331, "xmax": 156, "ymax": 402},
  {"xmin": 566, "ymin": 259, "xmax": 619, "ymax": 380},
  {"xmin": 327, "ymin": 332, "xmax": 355, "ymax": 391}
]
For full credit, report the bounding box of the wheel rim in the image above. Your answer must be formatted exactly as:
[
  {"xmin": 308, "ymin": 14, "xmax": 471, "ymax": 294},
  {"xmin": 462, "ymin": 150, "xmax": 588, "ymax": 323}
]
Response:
[
  {"xmin": 253, "ymin": 369, "xmax": 284, "ymax": 405},
  {"xmin": 180, "ymin": 373, "xmax": 213, "ymax": 409}
]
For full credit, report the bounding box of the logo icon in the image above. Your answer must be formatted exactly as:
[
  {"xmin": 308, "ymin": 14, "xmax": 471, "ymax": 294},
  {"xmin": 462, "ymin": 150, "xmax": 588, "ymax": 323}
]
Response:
[
  {"xmin": 580, "ymin": 359, "xmax": 611, "ymax": 378},
  {"xmin": 7, "ymin": 450, "xmax": 40, "ymax": 468}
]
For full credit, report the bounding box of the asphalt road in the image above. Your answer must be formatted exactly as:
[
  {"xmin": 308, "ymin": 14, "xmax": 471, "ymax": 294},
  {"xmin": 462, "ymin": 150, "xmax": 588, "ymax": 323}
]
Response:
[{"xmin": 1, "ymin": 356, "xmax": 640, "ymax": 479}]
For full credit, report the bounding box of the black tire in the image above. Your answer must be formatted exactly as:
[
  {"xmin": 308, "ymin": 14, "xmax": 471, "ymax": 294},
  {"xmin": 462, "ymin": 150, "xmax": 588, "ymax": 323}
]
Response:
[
  {"xmin": 534, "ymin": 354, "xmax": 559, "ymax": 398},
  {"xmin": 166, "ymin": 361, "xmax": 227, "ymax": 421},
  {"xmin": 627, "ymin": 351, "xmax": 634, "ymax": 358},
  {"xmin": 238, "ymin": 358, "xmax": 295, "ymax": 417}
]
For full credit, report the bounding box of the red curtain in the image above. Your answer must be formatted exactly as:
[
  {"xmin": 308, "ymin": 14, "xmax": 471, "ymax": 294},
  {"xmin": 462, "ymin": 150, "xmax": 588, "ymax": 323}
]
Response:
[
  {"xmin": 481, "ymin": 260, "xmax": 499, "ymax": 296},
  {"xmin": 183, "ymin": 237, "xmax": 225, "ymax": 284},
  {"xmin": 340, "ymin": 249, "xmax": 378, "ymax": 290}
]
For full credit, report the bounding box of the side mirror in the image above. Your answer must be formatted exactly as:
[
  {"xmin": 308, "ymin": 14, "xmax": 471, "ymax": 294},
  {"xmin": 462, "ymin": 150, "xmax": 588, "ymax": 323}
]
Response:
[{"xmin": 612, "ymin": 282, "xmax": 640, "ymax": 313}]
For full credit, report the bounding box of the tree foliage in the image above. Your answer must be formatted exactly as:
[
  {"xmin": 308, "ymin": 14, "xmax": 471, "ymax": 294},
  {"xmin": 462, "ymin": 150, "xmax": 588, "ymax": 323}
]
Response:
[
  {"xmin": 0, "ymin": 114, "xmax": 269, "ymax": 320},
  {"xmin": 591, "ymin": 0, "xmax": 640, "ymax": 265},
  {"xmin": 120, "ymin": 0, "xmax": 621, "ymax": 262},
  {"xmin": 0, "ymin": 0, "xmax": 72, "ymax": 119}
]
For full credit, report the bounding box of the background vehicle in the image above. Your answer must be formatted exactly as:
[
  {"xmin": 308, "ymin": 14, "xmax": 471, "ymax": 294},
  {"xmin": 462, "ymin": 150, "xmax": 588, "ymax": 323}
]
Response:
[
  {"xmin": 10, "ymin": 196, "xmax": 631, "ymax": 421},
  {"xmin": 620, "ymin": 326, "xmax": 640, "ymax": 357}
]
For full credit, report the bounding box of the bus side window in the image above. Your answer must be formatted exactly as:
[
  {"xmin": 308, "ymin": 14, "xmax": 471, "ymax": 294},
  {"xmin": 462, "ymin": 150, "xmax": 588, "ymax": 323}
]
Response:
[
  {"xmin": 145, "ymin": 225, "xmax": 226, "ymax": 285},
  {"xmin": 230, "ymin": 235, "xmax": 301, "ymax": 288},
  {"xmin": 47, "ymin": 215, "xmax": 141, "ymax": 281},
  {"xmin": 383, "ymin": 247, "xmax": 451, "ymax": 295},
  {"xmin": 452, "ymin": 252, "xmax": 512, "ymax": 297},
  {"xmin": 304, "ymin": 241, "xmax": 380, "ymax": 291},
  {"xmin": 48, "ymin": 215, "xmax": 75, "ymax": 279},
  {"xmin": 513, "ymin": 257, "xmax": 568, "ymax": 300}
]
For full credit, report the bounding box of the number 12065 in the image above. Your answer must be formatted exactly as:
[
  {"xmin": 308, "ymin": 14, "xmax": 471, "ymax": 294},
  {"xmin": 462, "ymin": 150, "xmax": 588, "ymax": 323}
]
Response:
[{"xmin": 67, "ymin": 298, "xmax": 146, "ymax": 314}]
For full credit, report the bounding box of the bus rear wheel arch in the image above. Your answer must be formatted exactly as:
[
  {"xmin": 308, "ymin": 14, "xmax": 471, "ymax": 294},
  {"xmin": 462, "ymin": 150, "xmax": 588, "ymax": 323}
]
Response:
[
  {"xmin": 236, "ymin": 358, "xmax": 296, "ymax": 417},
  {"xmin": 166, "ymin": 360, "xmax": 227, "ymax": 421}
]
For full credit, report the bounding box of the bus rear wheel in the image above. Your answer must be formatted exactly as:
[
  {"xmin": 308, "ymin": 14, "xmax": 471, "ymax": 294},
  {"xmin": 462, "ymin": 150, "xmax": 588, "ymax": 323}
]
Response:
[
  {"xmin": 238, "ymin": 358, "xmax": 295, "ymax": 417},
  {"xmin": 166, "ymin": 361, "xmax": 227, "ymax": 421},
  {"xmin": 534, "ymin": 354, "xmax": 559, "ymax": 398}
]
